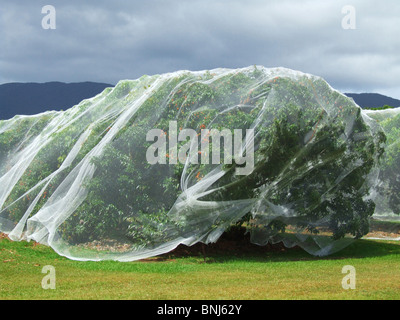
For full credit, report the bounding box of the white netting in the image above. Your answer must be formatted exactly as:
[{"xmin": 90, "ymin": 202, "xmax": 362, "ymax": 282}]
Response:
[
  {"xmin": 363, "ymin": 109, "xmax": 400, "ymax": 219},
  {"xmin": 0, "ymin": 66, "xmax": 395, "ymax": 260}
]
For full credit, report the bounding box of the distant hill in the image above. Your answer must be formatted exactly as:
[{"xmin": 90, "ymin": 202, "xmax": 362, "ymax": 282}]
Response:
[
  {"xmin": 1, "ymin": 82, "xmax": 398, "ymax": 120},
  {"xmin": 344, "ymin": 93, "xmax": 400, "ymax": 109},
  {"xmin": 0, "ymin": 82, "xmax": 114, "ymax": 120}
]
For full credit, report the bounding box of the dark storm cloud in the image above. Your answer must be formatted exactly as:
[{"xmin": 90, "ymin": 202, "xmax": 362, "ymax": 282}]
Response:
[{"xmin": 1, "ymin": 0, "xmax": 399, "ymax": 98}]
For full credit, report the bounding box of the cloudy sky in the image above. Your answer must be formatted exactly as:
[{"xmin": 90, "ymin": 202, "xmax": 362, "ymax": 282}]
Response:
[{"xmin": 1, "ymin": 0, "xmax": 400, "ymax": 98}]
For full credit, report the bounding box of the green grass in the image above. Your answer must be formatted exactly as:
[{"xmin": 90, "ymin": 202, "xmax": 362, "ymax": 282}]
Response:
[{"xmin": 1, "ymin": 236, "xmax": 400, "ymax": 300}]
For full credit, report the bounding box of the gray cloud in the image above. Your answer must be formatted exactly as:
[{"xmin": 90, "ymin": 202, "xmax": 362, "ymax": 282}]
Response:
[{"xmin": 1, "ymin": 0, "xmax": 400, "ymax": 98}]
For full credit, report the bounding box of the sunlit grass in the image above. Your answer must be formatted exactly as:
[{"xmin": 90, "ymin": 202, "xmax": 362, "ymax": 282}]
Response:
[{"xmin": 1, "ymin": 236, "xmax": 400, "ymax": 300}]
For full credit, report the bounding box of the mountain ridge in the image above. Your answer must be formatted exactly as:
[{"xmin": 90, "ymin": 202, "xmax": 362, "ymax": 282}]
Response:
[
  {"xmin": 1, "ymin": 81, "xmax": 398, "ymax": 120},
  {"xmin": 0, "ymin": 81, "xmax": 114, "ymax": 120},
  {"xmin": 344, "ymin": 92, "xmax": 400, "ymax": 109}
]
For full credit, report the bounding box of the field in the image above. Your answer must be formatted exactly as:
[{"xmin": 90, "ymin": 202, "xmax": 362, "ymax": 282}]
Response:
[{"xmin": 1, "ymin": 232, "xmax": 400, "ymax": 300}]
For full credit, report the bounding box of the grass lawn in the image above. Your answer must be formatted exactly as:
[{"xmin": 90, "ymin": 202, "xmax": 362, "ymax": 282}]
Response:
[{"xmin": 1, "ymin": 234, "xmax": 400, "ymax": 300}]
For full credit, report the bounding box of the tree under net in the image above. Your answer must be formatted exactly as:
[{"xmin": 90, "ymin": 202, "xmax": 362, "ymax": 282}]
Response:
[{"xmin": 0, "ymin": 66, "xmax": 397, "ymax": 261}]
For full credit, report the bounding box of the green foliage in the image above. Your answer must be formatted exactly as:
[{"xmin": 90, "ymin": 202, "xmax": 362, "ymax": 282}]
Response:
[
  {"xmin": 375, "ymin": 112, "xmax": 400, "ymax": 214},
  {"xmin": 365, "ymin": 105, "xmax": 395, "ymax": 110}
]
